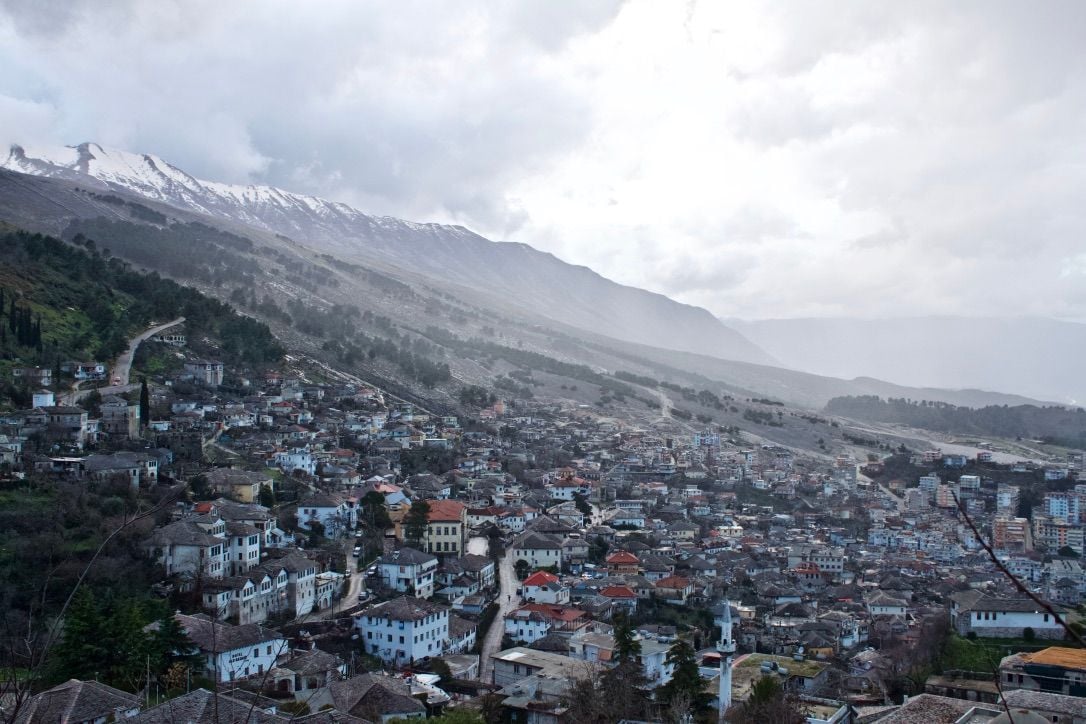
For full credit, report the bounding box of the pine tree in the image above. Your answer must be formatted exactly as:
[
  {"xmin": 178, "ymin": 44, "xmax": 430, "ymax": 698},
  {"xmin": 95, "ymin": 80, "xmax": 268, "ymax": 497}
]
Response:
[
  {"xmin": 148, "ymin": 613, "xmax": 203, "ymax": 679},
  {"xmin": 53, "ymin": 588, "xmax": 108, "ymax": 681}
]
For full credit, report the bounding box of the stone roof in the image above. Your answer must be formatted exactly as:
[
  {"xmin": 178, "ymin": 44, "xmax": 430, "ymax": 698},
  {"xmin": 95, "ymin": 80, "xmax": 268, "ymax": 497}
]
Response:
[
  {"xmin": 128, "ymin": 688, "xmax": 284, "ymax": 723},
  {"xmin": 175, "ymin": 613, "xmax": 285, "ymax": 654},
  {"xmin": 282, "ymin": 648, "xmax": 344, "ymax": 676},
  {"xmin": 146, "ymin": 519, "xmax": 221, "ymax": 548},
  {"xmin": 512, "ymin": 532, "xmax": 563, "ymax": 550},
  {"xmin": 377, "ymin": 547, "xmax": 437, "ymax": 567},
  {"xmin": 329, "ymin": 673, "xmax": 426, "ymax": 719},
  {"xmin": 13, "ymin": 679, "xmax": 138, "ymax": 724},
  {"xmin": 362, "ymin": 596, "xmax": 448, "ymax": 622}
]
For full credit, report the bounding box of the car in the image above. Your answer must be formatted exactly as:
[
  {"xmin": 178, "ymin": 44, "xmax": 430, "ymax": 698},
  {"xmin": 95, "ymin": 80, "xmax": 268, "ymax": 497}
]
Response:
[
  {"xmin": 352, "ymin": 547, "xmax": 361, "ymax": 557},
  {"xmin": 354, "ymin": 531, "xmax": 363, "ymax": 538}
]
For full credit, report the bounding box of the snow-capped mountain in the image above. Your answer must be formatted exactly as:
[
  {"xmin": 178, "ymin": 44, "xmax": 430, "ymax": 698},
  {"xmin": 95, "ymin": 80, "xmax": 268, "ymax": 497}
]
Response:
[{"xmin": 3, "ymin": 142, "xmax": 775, "ymax": 366}]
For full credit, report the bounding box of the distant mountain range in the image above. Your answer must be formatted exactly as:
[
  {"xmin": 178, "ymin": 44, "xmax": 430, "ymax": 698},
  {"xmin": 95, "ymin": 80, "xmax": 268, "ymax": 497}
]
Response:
[
  {"xmin": 0, "ymin": 141, "xmax": 1059, "ymax": 413},
  {"xmin": 733, "ymin": 317, "xmax": 1081, "ymax": 405},
  {"xmin": 3, "ymin": 143, "xmax": 773, "ymax": 368}
]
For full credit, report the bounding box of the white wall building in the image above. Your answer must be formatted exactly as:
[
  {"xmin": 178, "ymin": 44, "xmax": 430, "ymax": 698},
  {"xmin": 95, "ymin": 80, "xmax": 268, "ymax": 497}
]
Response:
[{"xmin": 356, "ymin": 597, "xmax": 450, "ymax": 665}]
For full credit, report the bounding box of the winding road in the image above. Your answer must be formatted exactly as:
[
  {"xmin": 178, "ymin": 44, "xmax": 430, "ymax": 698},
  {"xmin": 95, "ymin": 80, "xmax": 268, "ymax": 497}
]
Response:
[
  {"xmin": 113, "ymin": 317, "xmax": 186, "ymax": 386},
  {"xmin": 62, "ymin": 317, "xmax": 185, "ymax": 405}
]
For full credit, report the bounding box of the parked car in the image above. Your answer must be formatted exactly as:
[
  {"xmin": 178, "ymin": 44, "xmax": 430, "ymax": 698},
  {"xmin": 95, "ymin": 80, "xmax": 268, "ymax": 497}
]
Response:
[{"xmin": 352, "ymin": 547, "xmax": 361, "ymax": 557}]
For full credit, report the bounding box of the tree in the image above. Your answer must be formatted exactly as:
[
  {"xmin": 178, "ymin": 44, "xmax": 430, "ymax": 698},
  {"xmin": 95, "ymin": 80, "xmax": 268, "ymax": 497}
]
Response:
[
  {"xmin": 612, "ymin": 611, "xmax": 640, "ymax": 664},
  {"xmin": 148, "ymin": 613, "xmax": 203, "ymax": 684},
  {"xmin": 726, "ymin": 675, "xmax": 806, "ymax": 724},
  {"xmin": 138, "ymin": 377, "xmax": 149, "ymax": 429},
  {"xmin": 572, "ymin": 493, "xmax": 592, "ymax": 517},
  {"xmin": 588, "ymin": 535, "xmax": 609, "ymax": 565},
  {"xmin": 1059, "ymin": 545, "xmax": 1079, "ymax": 558},
  {"xmin": 52, "ymin": 588, "xmax": 107, "ymax": 682},
  {"xmin": 360, "ymin": 491, "xmax": 392, "ymax": 530},
  {"xmin": 514, "ymin": 559, "xmax": 531, "ymax": 580},
  {"xmin": 258, "ymin": 484, "xmax": 276, "ymax": 508},
  {"xmin": 657, "ymin": 639, "xmax": 711, "ymax": 719},
  {"xmin": 404, "ymin": 500, "xmax": 431, "ymax": 550}
]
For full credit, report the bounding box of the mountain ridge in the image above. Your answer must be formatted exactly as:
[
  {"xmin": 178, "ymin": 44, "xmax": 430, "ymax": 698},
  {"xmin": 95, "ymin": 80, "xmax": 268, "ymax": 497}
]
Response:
[{"xmin": 3, "ymin": 142, "xmax": 775, "ymax": 368}]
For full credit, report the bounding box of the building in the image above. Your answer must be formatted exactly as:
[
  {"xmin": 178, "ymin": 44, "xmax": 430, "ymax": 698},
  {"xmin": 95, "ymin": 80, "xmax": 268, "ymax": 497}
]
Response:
[
  {"xmin": 11, "ymin": 678, "xmax": 140, "ymax": 724},
  {"xmin": 997, "ymin": 484, "xmax": 1021, "ymax": 516},
  {"xmin": 355, "ymin": 597, "xmax": 450, "ymax": 665},
  {"xmin": 184, "ymin": 359, "xmax": 224, "ymax": 387},
  {"xmin": 424, "ymin": 499, "xmax": 467, "ymax": 556},
  {"xmin": 205, "ymin": 468, "xmax": 274, "ymax": 504},
  {"xmin": 510, "ymin": 532, "xmax": 563, "ymax": 570},
  {"xmin": 172, "ymin": 613, "xmax": 288, "ymax": 683},
  {"xmin": 296, "ymin": 491, "xmax": 354, "ymax": 537},
  {"xmin": 951, "ymin": 591, "xmax": 1066, "ymax": 639},
  {"xmin": 993, "ymin": 516, "xmax": 1033, "ymax": 553},
  {"xmin": 521, "ymin": 570, "xmax": 569, "ymax": 604},
  {"xmin": 375, "ymin": 547, "xmax": 439, "ymax": 599},
  {"xmin": 999, "ymin": 646, "xmax": 1086, "ymax": 697},
  {"xmin": 100, "ymin": 395, "xmax": 139, "ymax": 439}
]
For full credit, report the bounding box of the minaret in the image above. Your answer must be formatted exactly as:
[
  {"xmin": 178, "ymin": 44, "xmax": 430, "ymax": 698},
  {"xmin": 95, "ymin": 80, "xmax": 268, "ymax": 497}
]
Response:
[{"xmin": 717, "ymin": 600, "xmax": 736, "ymax": 721}]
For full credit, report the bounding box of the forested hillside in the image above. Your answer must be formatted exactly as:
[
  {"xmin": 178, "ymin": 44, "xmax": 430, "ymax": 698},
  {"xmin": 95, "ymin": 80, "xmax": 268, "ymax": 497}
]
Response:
[
  {"xmin": 0, "ymin": 228, "xmax": 283, "ymax": 407},
  {"xmin": 825, "ymin": 395, "xmax": 1086, "ymax": 449}
]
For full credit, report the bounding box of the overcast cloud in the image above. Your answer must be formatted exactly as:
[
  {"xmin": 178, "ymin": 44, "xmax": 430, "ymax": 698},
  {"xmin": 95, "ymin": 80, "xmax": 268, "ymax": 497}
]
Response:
[{"xmin": 1, "ymin": 0, "xmax": 1084, "ymax": 320}]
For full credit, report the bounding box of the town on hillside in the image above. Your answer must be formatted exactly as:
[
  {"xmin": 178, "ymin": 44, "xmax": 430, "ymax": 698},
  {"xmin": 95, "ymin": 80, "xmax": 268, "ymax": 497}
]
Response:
[{"xmin": 3, "ymin": 324, "xmax": 1086, "ymax": 723}]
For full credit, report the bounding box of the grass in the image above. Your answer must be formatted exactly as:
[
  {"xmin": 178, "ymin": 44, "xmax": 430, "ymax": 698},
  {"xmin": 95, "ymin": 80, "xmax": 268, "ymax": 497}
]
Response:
[{"xmin": 938, "ymin": 634, "xmax": 1081, "ymax": 674}]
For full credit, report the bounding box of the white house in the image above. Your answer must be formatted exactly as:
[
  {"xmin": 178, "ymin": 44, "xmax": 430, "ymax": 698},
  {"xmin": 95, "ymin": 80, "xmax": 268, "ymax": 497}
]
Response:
[
  {"xmin": 951, "ymin": 591, "xmax": 1066, "ymax": 639},
  {"xmin": 504, "ymin": 609, "xmax": 553, "ymax": 644},
  {"xmin": 296, "ymin": 491, "xmax": 354, "ymax": 537},
  {"xmin": 274, "ymin": 449, "xmax": 317, "ymax": 476},
  {"xmin": 510, "ymin": 532, "xmax": 563, "ymax": 570},
  {"xmin": 866, "ymin": 591, "xmax": 908, "ymax": 617},
  {"xmin": 521, "ymin": 570, "xmax": 569, "ymax": 604},
  {"xmin": 356, "ymin": 597, "xmax": 450, "ymax": 665},
  {"xmin": 375, "ymin": 547, "xmax": 439, "ymax": 599},
  {"xmin": 173, "ymin": 613, "xmax": 288, "ymax": 683}
]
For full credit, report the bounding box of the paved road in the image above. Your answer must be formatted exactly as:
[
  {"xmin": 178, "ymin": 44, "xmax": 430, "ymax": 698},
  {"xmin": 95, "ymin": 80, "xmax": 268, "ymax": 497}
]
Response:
[
  {"xmin": 61, "ymin": 317, "xmax": 185, "ymax": 405},
  {"xmin": 332, "ymin": 538, "xmax": 365, "ymax": 616},
  {"xmin": 479, "ymin": 543, "xmax": 520, "ymax": 683},
  {"xmin": 113, "ymin": 317, "xmax": 185, "ymax": 386}
]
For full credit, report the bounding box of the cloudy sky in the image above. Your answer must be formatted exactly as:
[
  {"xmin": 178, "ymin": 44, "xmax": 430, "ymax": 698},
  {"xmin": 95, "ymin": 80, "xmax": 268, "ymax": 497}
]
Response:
[{"xmin": 1, "ymin": 0, "xmax": 1085, "ymax": 320}]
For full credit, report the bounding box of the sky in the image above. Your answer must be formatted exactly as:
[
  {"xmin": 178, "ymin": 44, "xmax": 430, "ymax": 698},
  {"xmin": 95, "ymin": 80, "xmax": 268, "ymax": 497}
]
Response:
[{"xmin": 1, "ymin": 0, "xmax": 1085, "ymax": 320}]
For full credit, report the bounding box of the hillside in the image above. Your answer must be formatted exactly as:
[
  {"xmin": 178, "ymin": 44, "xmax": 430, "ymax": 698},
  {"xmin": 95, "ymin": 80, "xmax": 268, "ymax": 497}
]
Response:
[
  {"xmin": 0, "ymin": 166, "xmax": 1048, "ymax": 422},
  {"xmin": 0, "ymin": 228, "xmax": 282, "ymax": 408},
  {"xmin": 825, "ymin": 395, "xmax": 1086, "ymax": 450},
  {"xmin": 3, "ymin": 143, "xmax": 775, "ymax": 367}
]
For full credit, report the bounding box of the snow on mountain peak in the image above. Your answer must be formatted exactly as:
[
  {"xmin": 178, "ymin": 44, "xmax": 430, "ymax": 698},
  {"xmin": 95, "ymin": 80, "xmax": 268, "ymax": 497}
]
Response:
[{"xmin": 1, "ymin": 141, "xmax": 363, "ymax": 230}]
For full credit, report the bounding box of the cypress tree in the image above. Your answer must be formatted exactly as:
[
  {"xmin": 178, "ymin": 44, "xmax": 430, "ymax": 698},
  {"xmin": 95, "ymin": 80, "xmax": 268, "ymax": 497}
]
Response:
[{"xmin": 139, "ymin": 377, "xmax": 150, "ymax": 428}]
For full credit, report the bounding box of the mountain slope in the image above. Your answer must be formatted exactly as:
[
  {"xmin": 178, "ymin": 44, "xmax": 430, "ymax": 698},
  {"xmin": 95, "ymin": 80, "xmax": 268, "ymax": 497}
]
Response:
[
  {"xmin": 734, "ymin": 317, "xmax": 1086, "ymax": 405},
  {"xmin": 3, "ymin": 143, "xmax": 775, "ymax": 367},
  {"xmin": 0, "ymin": 166, "xmax": 1054, "ymax": 415}
]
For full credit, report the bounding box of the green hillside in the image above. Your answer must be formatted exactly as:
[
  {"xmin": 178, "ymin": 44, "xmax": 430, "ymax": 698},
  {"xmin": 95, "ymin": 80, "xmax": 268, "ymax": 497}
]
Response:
[{"xmin": 0, "ymin": 228, "xmax": 284, "ymax": 408}]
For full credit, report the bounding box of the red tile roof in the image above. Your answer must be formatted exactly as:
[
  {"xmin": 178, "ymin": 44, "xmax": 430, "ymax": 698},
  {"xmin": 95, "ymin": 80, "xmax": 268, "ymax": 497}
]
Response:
[
  {"xmin": 523, "ymin": 571, "xmax": 561, "ymax": 587},
  {"xmin": 600, "ymin": 585, "xmax": 638, "ymax": 599},
  {"xmin": 426, "ymin": 499, "xmax": 466, "ymax": 522},
  {"xmin": 606, "ymin": 550, "xmax": 640, "ymax": 565}
]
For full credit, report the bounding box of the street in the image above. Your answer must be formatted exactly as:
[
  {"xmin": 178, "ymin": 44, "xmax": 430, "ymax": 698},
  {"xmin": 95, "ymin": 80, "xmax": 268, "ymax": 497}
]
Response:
[
  {"xmin": 478, "ymin": 542, "xmax": 519, "ymax": 683},
  {"xmin": 329, "ymin": 536, "xmax": 367, "ymax": 617}
]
